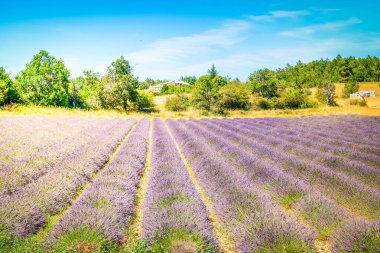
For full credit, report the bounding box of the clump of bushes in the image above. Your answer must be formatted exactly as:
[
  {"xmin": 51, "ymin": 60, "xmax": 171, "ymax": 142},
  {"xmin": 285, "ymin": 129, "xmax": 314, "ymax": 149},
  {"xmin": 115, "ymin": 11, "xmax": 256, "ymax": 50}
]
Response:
[
  {"xmin": 350, "ymin": 99, "xmax": 367, "ymax": 107},
  {"xmin": 135, "ymin": 92, "xmax": 155, "ymax": 112},
  {"xmin": 165, "ymin": 95, "xmax": 189, "ymax": 112},
  {"xmin": 255, "ymin": 88, "xmax": 317, "ymax": 110},
  {"xmin": 218, "ymin": 84, "xmax": 251, "ymax": 110}
]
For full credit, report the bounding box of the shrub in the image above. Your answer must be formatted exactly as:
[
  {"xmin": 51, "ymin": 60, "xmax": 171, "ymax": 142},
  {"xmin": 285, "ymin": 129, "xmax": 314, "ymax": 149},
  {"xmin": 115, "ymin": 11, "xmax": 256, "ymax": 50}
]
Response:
[
  {"xmin": 315, "ymin": 88, "xmax": 327, "ymax": 104},
  {"xmin": 282, "ymin": 88, "xmax": 308, "ymax": 109},
  {"xmin": 135, "ymin": 92, "xmax": 155, "ymax": 112},
  {"xmin": 269, "ymin": 97, "xmax": 285, "ymax": 109},
  {"xmin": 350, "ymin": 99, "xmax": 367, "ymax": 107},
  {"xmin": 165, "ymin": 95, "xmax": 189, "ymax": 112},
  {"xmin": 256, "ymin": 98, "xmax": 272, "ymax": 110},
  {"xmin": 218, "ymin": 84, "xmax": 251, "ymax": 110},
  {"xmin": 343, "ymin": 81, "xmax": 359, "ymax": 98}
]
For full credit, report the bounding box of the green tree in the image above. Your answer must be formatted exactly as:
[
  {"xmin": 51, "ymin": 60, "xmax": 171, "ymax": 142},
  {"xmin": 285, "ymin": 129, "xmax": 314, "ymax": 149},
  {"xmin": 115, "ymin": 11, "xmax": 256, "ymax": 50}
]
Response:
[
  {"xmin": 191, "ymin": 75, "xmax": 220, "ymax": 111},
  {"xmin": 15, "ymin": 50, "xmax": 70, "ymax": 106},
  {"xmin": 69, "ymin": 70, "xmax": 102, "ymax": 108},
  {"xmin": 99, "ymin": 56, "xmax": 138, "ymax": 111},
  {"xmin": 248, "ymin": 68, "xmax": 279, "ymax": 98},
  {"xmin": 342, "ymin": 79, "xmax": 359, "ymax": 98},
  {"xmin": 180, "ymin": 75, "xmax": 197, "ymax": 85},
  {"xmin": 208, "ymin": 65, "xmax": 218, "ymax": 79},
  {"xmin": 314, "ymin": 60, "xmax": 338, "ymax": 106},
  {"xmin": 0, "ymin": 67, "xmax": 18, "ymax": 105}
]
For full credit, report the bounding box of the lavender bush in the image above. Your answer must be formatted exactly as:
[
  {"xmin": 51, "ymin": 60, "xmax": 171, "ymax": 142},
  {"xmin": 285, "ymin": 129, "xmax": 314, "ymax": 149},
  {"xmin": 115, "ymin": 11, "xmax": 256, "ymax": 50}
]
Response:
[
  {"xmin": 47, "ymin": 119, "xmax": 150, "ymax": 250},
  {"xmin": 0, "ymin": 117, "xmax": 136, "ymax": 238},
  {"xmin": 141, "ymin": 119, "xmax": 218, "ymax": 252}
]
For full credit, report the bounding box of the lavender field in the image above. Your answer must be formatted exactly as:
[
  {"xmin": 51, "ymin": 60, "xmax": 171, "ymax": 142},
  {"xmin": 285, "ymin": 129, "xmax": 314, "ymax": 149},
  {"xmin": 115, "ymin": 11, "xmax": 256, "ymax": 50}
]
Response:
[{"xmin": 0, "ymin": 115, "xmax": 379, "ymax": 252}]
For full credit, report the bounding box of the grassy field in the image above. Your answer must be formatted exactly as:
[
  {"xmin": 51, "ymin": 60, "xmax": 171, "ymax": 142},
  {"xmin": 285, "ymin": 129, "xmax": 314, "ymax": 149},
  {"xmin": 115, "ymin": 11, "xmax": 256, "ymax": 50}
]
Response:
[{"xmin": 1, "ymin": 100, "xmax": 380, "ymax": 119}]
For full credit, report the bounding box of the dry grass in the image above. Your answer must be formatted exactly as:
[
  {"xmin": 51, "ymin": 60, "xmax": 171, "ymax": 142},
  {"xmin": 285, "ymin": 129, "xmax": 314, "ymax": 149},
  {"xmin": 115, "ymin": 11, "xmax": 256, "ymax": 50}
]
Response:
[
  {"xmin": 1, "ymin": 103, "xmax": 379, "ymax": 119},
  {"xmin": 335, "ymin": 82, "xmax": 380, "ymax": 97}
]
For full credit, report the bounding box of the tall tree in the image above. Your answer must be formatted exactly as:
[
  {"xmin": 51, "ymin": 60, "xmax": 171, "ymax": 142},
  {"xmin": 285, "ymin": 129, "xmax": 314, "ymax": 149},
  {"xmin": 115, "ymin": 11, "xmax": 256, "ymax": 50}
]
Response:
[
  {"xmin": 100, "ymin": 56, "xmax": 138, "ymax": 111},
  {"xmin": 191, "ymin": 75, "xmax": 220, "ymax": 111},
  {"xmin": 248, "ymin": 68, "xmax": 279, "ymax": 98},
  {"xmin": 15, "ymin": 50, "xmax": 70, "ymax": 106},
  {"xmin": 0, "ymin": 67, "xmax": 18, "ymax": 105},
  {"xmin": 208, "ymin": 64, "xmax": 218, "ymax": 79}
]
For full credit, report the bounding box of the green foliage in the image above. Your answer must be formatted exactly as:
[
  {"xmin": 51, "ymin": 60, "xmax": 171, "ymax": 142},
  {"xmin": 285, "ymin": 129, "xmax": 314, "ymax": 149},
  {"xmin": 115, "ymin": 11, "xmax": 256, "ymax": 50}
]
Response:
[
  {"xmin": 147, "ymin": 229, "xmax": 218, "ymax": 253},
  {"xmin": 180, "ymin": 75, "xmax": 197, "ymax": 85},
  {"xmin": 350, "ymin": 99, "xmax": 367, "ymax": 107},
  {"xmin": 191, "ymin": 75, "xmax": 220, "ymax": 111},
  {"xmin": 256, "ymin": 237, "xmax": 315, "ymax": 253},
  {"xmin": 343, "ymin": 80, "xmax": 359, "ymax": 98},
  {"xmin": 282, "ymin": 88, "xmax": 309, "ymax": 109},
  {"xmin": 69, "ymin": 70, "xmax": 102, "ymax": 108},
  {"xmin": 256, "ymin": 98, "xmax": 272, "ymax": 110},
  {"xmin": 315, "ymin": 88, "xmax": 327, "ymax": 104},
  {"xmin": 160, "ymin": 84, "xmax": 192, "ymax": 95},
  {"xmin": 99, "ymin": 56, "xmax": 140, "ymax": 111},
  {"xmin": 281, "ymin": 191, "xmax": 304, "ymax": 209},
  {"xmin": 165, "ymin": 95, "xmax": 189, "ymax": 112},
  {"xmin": 50, "ymin": 227, "xmax": 118, "ymax": 253},
  {"xmin": 0, "ymin": 67, "xmax": 18, "ymax": 105},
  {"xmin": 15, "ymin": 50, "xmax": 70, "ymax": 106},
  {"xmin": 138, "ymin": 78, "xmax": 162, "ymax": 90},
  {"xmin": 135, "ymin": 91, "xmax": 155, "ymax": 112},
  {"xmin": 218, "ymin": 84, "xmax": 251, "ymax": 110},
  {"xmin": 249, "ymin": 68, "xmax": 279, "ymax": 98},
  {"xmin": 207, "ymin": 64, "xmax": 218, "ymax": 79},
  {"xmin": 212, "ymin": 75, "xmax": 228, "ymax": 88},
  {"xmin": 160, "ymin": 84, "xmax": 169, "ymax": 94}
]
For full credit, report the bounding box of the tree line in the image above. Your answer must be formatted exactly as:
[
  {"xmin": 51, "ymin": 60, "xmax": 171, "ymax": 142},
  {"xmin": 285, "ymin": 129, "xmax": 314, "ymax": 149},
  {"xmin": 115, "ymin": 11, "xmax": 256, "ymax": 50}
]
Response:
[{"xmin": 1, "ymin": 51, "xmax": 379, "ymax": 112}]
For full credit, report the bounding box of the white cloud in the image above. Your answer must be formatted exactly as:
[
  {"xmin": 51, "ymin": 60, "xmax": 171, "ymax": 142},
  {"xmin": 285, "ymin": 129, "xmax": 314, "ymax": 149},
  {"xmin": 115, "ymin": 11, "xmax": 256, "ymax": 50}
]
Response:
[
  {"xmin": 279, "ymin": 17, "xmax": 362, "ymax": 37},
  {"xmin": 248, "ymin": 10, "xmax": 310, "ymax": 22},
  {"xmin": 127, "ymin": 19, "xmax": 251, "ymax": 64}
]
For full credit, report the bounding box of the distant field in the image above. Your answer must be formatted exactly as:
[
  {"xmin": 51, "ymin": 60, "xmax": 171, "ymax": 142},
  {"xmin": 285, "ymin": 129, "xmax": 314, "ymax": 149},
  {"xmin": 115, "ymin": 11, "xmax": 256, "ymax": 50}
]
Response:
[{"xmin": 0, "ymin": 115, "xmax": 379, "ymax": 252}]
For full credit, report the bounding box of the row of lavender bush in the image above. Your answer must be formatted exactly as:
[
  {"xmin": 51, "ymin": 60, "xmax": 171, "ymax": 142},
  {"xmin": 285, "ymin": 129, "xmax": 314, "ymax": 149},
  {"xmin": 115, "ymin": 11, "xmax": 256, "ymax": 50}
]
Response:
[
  {"xmin": 0, "ymin": 118, "xmax": 136, "ymax": 238},
  {"xmin": 231, "ymin": 117, "xmax": 380, "ymax": 166},
  {"xmin": 178, "ymin": 119, "xmax": 350, "ymax": 239},
  {"xmin": 46, "ymin": 119, "xmax": 150, "ymax": 250},
  {"xmin": 0, "ymin": 117, "xmax": 123, "ymax": 196},
  {"xmin": 209, "ymin": 118, "xmax": 380, "ymax": 190},
  {"xmin": 141, "ymin": 119, "xmax": 218, "ymax": 251},
  {"xmin": 188, "ymin": 118, "xmax": 380, "ymax": 220},
  {"xmin": 167, "ymin": 119, "xmax": 315, "ymax": 252},
  {"xmin": 177, "ymin": 117, "xmax": 379, "ymax": 252}
]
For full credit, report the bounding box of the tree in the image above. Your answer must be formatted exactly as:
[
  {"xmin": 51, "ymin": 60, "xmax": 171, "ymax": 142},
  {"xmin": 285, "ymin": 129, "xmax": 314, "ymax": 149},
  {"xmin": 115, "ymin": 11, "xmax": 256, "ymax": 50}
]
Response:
[
  {"xmin": 99, "ymin": 56, "xmax": 139, "ymax": 111},
  {"xmin": 212, "ymin": 75, "xmax": 228, "ymax": 88},
  {"xmin": 191, "ymin": 75, "xmax": 220, "ymax": 111},
  {"xmin": 208, "ymin": 65, "xmax": 218, "ymax": 79},
  {"xmin": 69, "ymin": 71, "xmax": 102, "ymax": 108},
  {"xmin": 342, "ymin": 79, "xmax": 359, "ymax": 98},
  {"xmin": 15, "ymin": 50, "xmax": 70, "ymax": 106},
  {"xmin": 180, "ymin": 75, "xmax": 197, "ymax": 85},
  {"xmin": 0, "ymin": 67, "xmax": 18, "ymax": 105},
  {"xmin": 248, "ymin": 68, "xmax": 279, "ymax": 98},
  {"xmin": 315, "ymin": 60, "xmax": 338, "ymax": 106}
]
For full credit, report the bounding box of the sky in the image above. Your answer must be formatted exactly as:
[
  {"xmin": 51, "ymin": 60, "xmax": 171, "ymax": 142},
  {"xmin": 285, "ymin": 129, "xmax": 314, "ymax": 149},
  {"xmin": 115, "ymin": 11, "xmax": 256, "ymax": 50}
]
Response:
[{"xmin": 0, "ymin": 0, "xmax": 379, "ymax": 81}]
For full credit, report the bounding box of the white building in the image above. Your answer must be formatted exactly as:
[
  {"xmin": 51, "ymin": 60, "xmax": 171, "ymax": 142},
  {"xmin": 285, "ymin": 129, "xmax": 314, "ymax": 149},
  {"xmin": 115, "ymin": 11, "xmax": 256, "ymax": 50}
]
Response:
[{"xmin": 350, "ymin": 91, "xmax": 376, "ymax": 99}]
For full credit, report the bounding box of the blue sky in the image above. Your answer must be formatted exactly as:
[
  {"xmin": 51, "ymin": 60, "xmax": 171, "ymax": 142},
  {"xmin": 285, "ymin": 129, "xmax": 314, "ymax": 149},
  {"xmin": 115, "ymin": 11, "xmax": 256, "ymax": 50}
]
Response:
[{"xmin": 1, "ymin": 0, "xmax": 379, "ymax": 80}]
